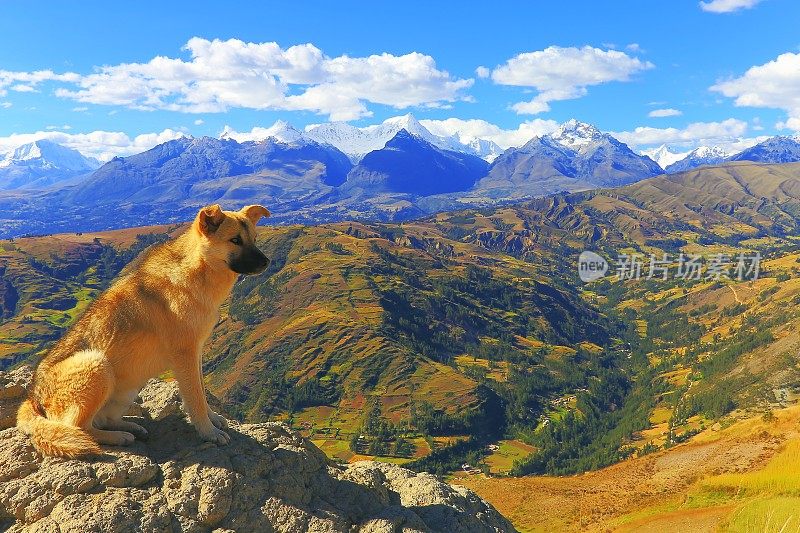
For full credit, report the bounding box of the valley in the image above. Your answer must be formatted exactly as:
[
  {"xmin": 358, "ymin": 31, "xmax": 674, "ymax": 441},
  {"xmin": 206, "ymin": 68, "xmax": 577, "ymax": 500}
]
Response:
[{"xmin": 4, "ymin": 160, "xmax": 800, "ymax": 530}]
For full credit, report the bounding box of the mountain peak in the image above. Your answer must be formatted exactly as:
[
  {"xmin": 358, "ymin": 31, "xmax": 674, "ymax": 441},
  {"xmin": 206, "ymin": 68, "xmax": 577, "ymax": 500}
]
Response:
[
  {"xmin": 383, "ymin": 113, "xmax": 422, "ymax": 129},
  {"xmin": 641, "ymin": 144, "xmax": 688, "ymax": 169},
  {"xmin": 261, "ymin": 120, "xmax": 309, "ymax": 145},
  {"xmin": 0, "ymin": 139, "xmax": 101, "ymax": 190},
  {"xmin": 549, "ymin": 120, "xmax": 605, "ymax": 151},
  {"xmin": 554, "ymin": 119, "xmax": 601, "ymax": 137},
  {"xmin": 664, "ymin": 144, "xmax": 733, "ymax": 173},
  {"xmin": 1, "ymin": 140, "xmax": 99, "ymax": 170},
  {"xmin": 384, "ymin": 128, "xmax": 426, "ymax": 148},
  {"xmin": 692, "ymin": 145, "xmax": 732, "ymax": 158}
]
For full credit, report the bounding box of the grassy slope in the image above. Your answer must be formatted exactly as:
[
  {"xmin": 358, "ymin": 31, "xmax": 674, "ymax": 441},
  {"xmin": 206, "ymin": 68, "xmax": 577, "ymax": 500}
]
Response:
[
  {"xmin": 0, "ymin": 214, "xmax": 614, "ymax": 466},
  {"xmin": 457, "ymin": 403, "xmax": 800, "ymax": 532}
]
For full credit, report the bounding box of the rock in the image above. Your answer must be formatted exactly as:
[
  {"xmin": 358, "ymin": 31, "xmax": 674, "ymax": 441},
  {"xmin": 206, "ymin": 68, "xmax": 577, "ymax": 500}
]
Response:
[
  {"xmin": 0, "ymin": 366, "xmax": 33, "ymax": 430},
  {"xmin": 0, "ymin": 367, "xmax": 516, "ymax": 532}
]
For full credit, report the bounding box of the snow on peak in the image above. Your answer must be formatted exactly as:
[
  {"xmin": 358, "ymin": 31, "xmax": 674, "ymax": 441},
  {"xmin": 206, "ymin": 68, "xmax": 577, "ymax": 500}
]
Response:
[
  {"xmin": 8, "ymin": 141, "xmax": 43, "ymax": 162},
  {"xmin": 548, "ymin": 119, "xmax": 605, "ymax": 152},
  {"xmin": 0, "ymin": 139, "xmax": 99, "ymax": 170},
  {"xmin": 382, "ymin": 113, "xmax": 422, "ymax": 130},
  {"xmin": 307, "ymin": 114, "xmax": 457, "ymax": 162},
  {"xmin": 691, "ymin": 145, "xmax": 732, "ymax": 159},
  {"xmin": 261, "ymin": 120, "xmax": 308, "ymax": 145},
  {"xmin": 640, "ymin": 144, "xmax": 689, "ymax": 169},
  {"xmin": 220, "ymin": 122, "xmax": 311, "ymax": 145}
]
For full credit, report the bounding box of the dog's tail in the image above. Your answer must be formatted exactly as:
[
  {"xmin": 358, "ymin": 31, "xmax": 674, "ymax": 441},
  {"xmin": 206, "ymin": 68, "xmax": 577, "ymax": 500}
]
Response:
[{"xmin": 16, "ymin": 398, "xmax": 101, "ymax": 458}]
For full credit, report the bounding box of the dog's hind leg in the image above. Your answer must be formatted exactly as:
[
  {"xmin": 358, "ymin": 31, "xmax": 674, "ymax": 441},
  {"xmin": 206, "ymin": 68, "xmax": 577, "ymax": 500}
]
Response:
[
  {"xmin": 94, "ymin": 389, "xmax": 148, "ymax": 438},
  {"xmin": 53, "ymin": 350, "xmax": 136, "ymax": 446}
]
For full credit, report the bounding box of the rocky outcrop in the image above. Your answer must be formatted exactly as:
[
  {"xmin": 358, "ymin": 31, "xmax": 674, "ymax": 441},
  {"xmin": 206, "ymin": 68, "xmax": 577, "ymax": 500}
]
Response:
[{"xmin": 0, "ymin": 367, "xmax": 515, "ymax": 532}]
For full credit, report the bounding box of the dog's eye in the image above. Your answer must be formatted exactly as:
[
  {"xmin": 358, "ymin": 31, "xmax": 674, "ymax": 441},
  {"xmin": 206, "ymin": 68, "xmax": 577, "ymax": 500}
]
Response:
[{"xmin": 230, "ymin": 236, "xmax": 243, "ymax": 246}]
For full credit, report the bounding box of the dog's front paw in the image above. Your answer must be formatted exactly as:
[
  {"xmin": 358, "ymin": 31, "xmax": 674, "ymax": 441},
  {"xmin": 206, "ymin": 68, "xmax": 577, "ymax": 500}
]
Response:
[
  {"xmin": 208, "ymin": 410, "xmax": 228, "ymax": 430},
  {"xmin": 198, "ymin": 425, "xmax": 231, "ymax": 445}
]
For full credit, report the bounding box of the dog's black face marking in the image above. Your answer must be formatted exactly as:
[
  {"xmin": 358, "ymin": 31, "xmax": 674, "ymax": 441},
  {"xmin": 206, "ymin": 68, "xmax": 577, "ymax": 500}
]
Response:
[{"xmin": 229, "ymin": 245, "xmax": 270, "ymax": 275}]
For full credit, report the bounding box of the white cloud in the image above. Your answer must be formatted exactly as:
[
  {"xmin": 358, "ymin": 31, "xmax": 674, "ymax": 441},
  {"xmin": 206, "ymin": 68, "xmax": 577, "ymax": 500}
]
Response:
[
  {"xmin": 648, "ymin": 108, "xmax": 682, "ymax": 118},
  {"xmin": 626, "ymin": 43, "xmax": 643, "ymax": 53},
  {"xmin": 72, "ymin": 106, "xmax": 88, "ymax": 112},
  {"xmin": 0, "ymin": 69, "xmax": 79, "ymax": 97},
  {"xmin": 10, "ymin": 84, "xmax": 36, "ymax": 93},
  {"xmin": 475, "ymin": 66, "xmax": 490, "ymax": 78},
  {"xmin": 613, "ymin": 118, "xmax": 751, "ymax": 150},
  {"xmin": 700, "ymin": 0, "xmax": 762, "ymax": 13},
  {"xmin": 45, "ymin": 124, "xmax": 72, "ymax": 131},
  {"xmin": 0, "ymin": 128, "xmax": 187, "ymax": 161},
  {"xmin": 45, "ymin": 38, "xmax": 471, "ymax": 121},
  {"xmin": 711, "ymin": 51, "xmax": 800, "ymax": 132},
  {"xmin": 420, "ymin": 117, "xmax": 559, "ymax": 149},
  {"xmin": 194, "ymin": 118, "xmax": 204, "ymax": 125},
  {"xmin": 0, "ymin": 102, "xmax": 11, "ymax": 109},
  {"xmin": 489, "ymin": 46, "xmax": 653, "ymax": 114}
]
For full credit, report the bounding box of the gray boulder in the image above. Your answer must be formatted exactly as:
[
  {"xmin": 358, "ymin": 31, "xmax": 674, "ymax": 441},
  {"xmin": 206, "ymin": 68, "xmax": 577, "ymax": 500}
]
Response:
[{"xmin": 0, "ymin": 367, "xmax": 515, "ymax": 532}]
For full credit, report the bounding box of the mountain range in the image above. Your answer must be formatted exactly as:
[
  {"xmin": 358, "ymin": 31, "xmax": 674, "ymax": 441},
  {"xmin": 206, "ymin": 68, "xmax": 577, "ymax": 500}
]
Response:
[
  {"xmin": 305, "ymin": 113, "xmax": 505, "ymax": 163},
  {"xmin": 642, "ymin": 135, "xmax": 800, "ymax": 173},
  {"xmin": 2, "ymin": 116, "xmax": 800, "ymax": 238}
]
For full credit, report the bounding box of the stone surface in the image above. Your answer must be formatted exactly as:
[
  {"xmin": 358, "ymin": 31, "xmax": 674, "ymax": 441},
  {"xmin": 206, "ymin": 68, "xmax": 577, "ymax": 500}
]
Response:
[
  {"xmin": 0, "ymin": 366, "xmax": 33, "ymax": 430},
  {"xmin": 0, "ymin": 367, "xmax": 516, "ymax": 532}
]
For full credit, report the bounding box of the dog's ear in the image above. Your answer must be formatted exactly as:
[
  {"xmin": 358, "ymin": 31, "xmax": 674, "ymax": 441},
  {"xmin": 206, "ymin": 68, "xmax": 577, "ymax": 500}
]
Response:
[
  {"xmin": 240, "ymin": 205, "xmax": 271, "ymax": 225},
  {"xmin": 197, "ymin": 204, "xmax": 225, "ymax": 235}
]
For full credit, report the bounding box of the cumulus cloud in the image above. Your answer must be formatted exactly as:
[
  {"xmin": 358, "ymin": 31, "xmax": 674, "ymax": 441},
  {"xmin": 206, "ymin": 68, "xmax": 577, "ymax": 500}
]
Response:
[
  {"xmin": 0, "ymin": 102, "xmax": 11, "ymax": 109},
  {"xmin": 489, "ymin": 46, "xmax": 653, "ymax": 114},
  {"xmin": 281, "ymin": 51, "xmax": 473, "ymax": 120},
  {"xmin": 43, "ymin": 38, "xmax": 472, "ymax": 121},
  {"xmin": 700, "ymin": 0, "xmax": 762, "ymax": 13},
  {"xmin": 420, "ymin": 117, "xmax": 559, "ymax": 149},
  {"xmin": 648, "ymin": 108, "xmax": 682, "ymax": 118},
  {"xmin": 0, "ymin": 129, "xmax": 187, "ymax": 161},
  {"xmin": 613, "ymin": 118, "xmax": 751, "ymax": 150},
  {"xmin": 711, "ymin": 51, "xmax": 800, "ymax": 132},
  {"xmin": 194, "ymin": 119, "xmax": 204, "ymax": 125}
]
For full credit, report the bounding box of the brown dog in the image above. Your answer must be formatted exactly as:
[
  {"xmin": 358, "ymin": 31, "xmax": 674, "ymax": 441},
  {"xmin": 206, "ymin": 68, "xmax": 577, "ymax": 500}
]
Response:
[{"xmin": 16, "ymin": 204, "xmax": 270, "ymax": 457}]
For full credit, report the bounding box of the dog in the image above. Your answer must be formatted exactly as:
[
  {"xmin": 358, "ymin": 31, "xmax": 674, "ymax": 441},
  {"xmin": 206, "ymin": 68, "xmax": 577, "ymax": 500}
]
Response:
[{"xmin": 16, "ymin": 204, "xmax": 270, "ymax": 458}]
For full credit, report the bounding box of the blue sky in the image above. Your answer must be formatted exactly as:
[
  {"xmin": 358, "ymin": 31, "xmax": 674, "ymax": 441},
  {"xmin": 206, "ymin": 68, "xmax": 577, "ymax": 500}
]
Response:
[{"xmin": 1, "ymin": 0, "xmax": 798, "ymax": 159}]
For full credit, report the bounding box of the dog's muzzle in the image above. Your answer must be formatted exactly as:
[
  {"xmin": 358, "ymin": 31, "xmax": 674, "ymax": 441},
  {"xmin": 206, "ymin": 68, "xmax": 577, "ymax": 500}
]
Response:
[{"xmin": 230, "ymin": 247, "xmax": 270, "ymax": 275}]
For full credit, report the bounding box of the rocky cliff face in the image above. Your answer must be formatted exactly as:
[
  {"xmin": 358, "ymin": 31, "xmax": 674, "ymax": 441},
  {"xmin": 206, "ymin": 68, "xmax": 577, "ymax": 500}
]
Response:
[{"xmin": 0, "ymin": 367, "xmax": 515, "ymax": 533}]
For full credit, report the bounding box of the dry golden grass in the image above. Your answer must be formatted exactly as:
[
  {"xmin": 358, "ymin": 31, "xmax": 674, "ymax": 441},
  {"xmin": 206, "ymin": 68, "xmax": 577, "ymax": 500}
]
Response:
[{"xmin": 457, "ymin": 404, "xmax": 800, "ymax": 532}]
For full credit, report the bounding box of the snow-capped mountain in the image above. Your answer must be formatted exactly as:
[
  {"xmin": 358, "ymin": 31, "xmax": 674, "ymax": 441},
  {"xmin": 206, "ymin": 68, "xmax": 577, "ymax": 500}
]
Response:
[
  {"xmin": 478, "ymin": 120, "xmax": 663, "ymax": 196},
  {"xmin": 548, "ymin": 119, "xmax": 608, "ymax": 154},
  {"xmin": 463, "ymin": 138, "xmax": 504, "ymax": 162},
  {"xmin": 547, "ymin": 120, "xmax": 663, "ymax": 185},
  {"xmin": 0, "ymin": 140, "xmax": 100, "ymax": 189},
  {"xmin": 306, "ymin": 114, "xmax": 502, "ymax": 163},
  {"xmin": 640, "ymin": 145, "xmax": 689, "ymax": 170},
  {"xmin": 730, "ymin": 136, "xmax": 800, "ymax": 164},
  {"xmin": 220, "ymin": 120, "xmax": 315, "ymax": 146},
  {"xmin": 665, "ymin": 146, "xmax": 733, "ymax": 173}
]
